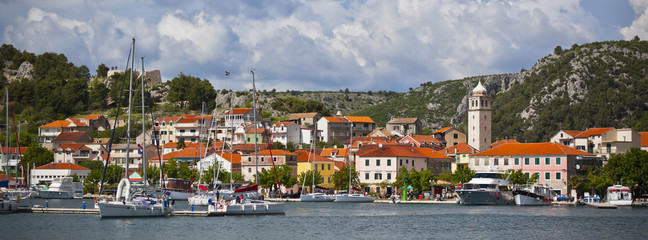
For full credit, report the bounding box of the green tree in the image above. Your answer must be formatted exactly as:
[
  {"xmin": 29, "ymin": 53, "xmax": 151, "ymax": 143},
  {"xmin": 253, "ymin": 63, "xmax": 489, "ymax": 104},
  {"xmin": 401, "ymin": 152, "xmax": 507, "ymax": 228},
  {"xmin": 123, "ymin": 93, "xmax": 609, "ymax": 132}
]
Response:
[
  {"xmin": 297, "ymin": 170, "xmax": 323, "ymax": 192},
  {"xmin": 451, "ymin": 167, "xmax": 475, "ymax": 183},
  {"xmin": 80, "ymin": 160, "xmax": 104, "ymax": 171},
  {"xmin": 504, "ymin": 169, "xmax": 529, "ymax": 185},
  {"xmin": 88, "ymin": 80, "xmax": 109, "ymax": 109},
  {"xmin": 176, "ymin": 138, "xmax": 185, "ymax": 150},
  {"xmin": 96, "ymin": 63, "xmax": 109, "ymax": 77},
  {"xmin": 554, "ymin": 45, "xmax": 563, "ymax": 55},
  {"xmin": 603, "ymin": 148, "xmax": 648, "ymax": 191},
  {"xmin": 332, "ymin": 164, "xmax": 359, "ymax": 191},
  {"xmin": 22, "ymin": 142, "xmax": 53, "ymax": 167}
]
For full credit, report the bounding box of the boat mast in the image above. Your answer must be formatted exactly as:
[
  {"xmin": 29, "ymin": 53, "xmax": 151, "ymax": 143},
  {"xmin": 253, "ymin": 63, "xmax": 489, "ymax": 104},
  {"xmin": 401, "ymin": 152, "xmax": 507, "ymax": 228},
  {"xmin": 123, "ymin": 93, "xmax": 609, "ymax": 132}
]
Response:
[
  {"xmin": 141, "ymin": 56, "xmax": 147, "ymax": 186},
  {"xmin": 252, "ymin": 70, "xmax": 258, "ymax": 186},
  {"xmin": 228, "ymin": 72, "xmax": 234, "ymax": 191},
  {"xmin": 125, "ymin": 38, "xmax": 135, "ymax": 180},
  {"xmin": 311, "ymin": 122, "xmax": 317, "ymax": 193},
  {"xmin": 3, "ymin": 87, "xmax": 7, "ymax": 177},
  {"xmin": 348, "ymin": 121, "xmax": 353, "ymax": 193}
]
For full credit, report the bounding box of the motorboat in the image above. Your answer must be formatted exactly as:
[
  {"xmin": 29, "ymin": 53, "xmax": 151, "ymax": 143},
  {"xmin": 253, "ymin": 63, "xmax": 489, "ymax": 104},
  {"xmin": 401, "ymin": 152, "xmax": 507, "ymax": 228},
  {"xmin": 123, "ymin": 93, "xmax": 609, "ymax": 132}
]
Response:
[
  {"xmin": 97, "ymin": 178, "xmax": 173, "ymax": 218},
  {"xmin": 301, "ymin": 192, "xmax": 335, "ymax": 202},
  {"xmin": 606, "ymin": 185, "xmax": 633, "ymax": 206},
  {"xmin": 39, "ymin": 177, "xmax": 83, "ymax": 199},
  {"xmin": 0, "ymin": 190, "xmax": 18, "ymax": 213},
  {"xmin": 188, "ymin": 189, "xmax": 234, "ymax": 206},
  {"xmin": 513, "ymin": 184, "xmax": 553, "ymax": 206},
  {"xmin": 456, "ymin": 172, "xmax": 514, "ymax": 205},
  {"xmin": 208, "ymin": 197, "xmax": 285, "ymax": 215},
  {"xmin": 334, "ymin": 192, "xmax": 374, "ymax": 203}
]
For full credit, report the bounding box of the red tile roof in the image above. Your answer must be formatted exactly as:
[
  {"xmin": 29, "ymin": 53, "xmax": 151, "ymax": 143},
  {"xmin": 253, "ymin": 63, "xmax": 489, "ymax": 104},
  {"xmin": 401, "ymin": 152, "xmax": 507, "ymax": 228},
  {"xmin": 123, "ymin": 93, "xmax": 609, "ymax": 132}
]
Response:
[
  {"xmin": 67, "ymin": 118, "xmax": 89, "ymax": 127},
  {"xmin": 491, "ymin": 139, "xmax": 519, "ymax": 148},
  {"xmin": 402, "ymin": 135, "xmax": 442, "ymax": 145},
  {"xmin": 359, "ymin": 145, "xmax": 428, "ymax": 158},
  {"xmin": 287, "ymin": 112, "xmax": 319, "ymax": 120},
  {"xmin": 57, "ymin": 143, "xmax": 92, "ymax": 152},
  {"xmin": 295, "ymin": 150, "xmax": 335, "ymax": 162},
  {"xmin": 216, "ymin": 152, "xmax": 242, "ymax": 164},
  {"xmin": 155, "ymin": 116, "xmax": 181, "ymax": 123},
  {"xmin": 40, "ymin": 120, "xmax": 72, "ymax": 128},
  {"xmin": 444, "ymin": 142, "xmax": 479, "ymax": 155},
  {"xmin": 639, "ymin": 132, "xmax": 648, "ymax": 147},
  {"xmin": 575, "ymin": 128, "xmax": 614, "ymax": 138},
  {"xmin": 387, "ymin": 118, "xmax": 418, "ymax": 124},
  {"xmin": 434, "ymin": 127, "xmax": 453, "ymax": 133},
  {"xmin": 273, "ymin": 121, "xmax": 295, "ymax": 127},
  {"xmin": 472, "ymin": 142, "xmax": 594, "ymax": 156},
  {"xmin": 416, "ymin": 147, "xmax": 452, "ymax": 159},
  {"xmin": 85, "ymin": 114, "xmax": 103, "ymax": 120},
  {"xmin": 52, "ymin": 132, "xmax": 91, "ymax": 142},
  {"xmin": 226, "ymin": 108, "xmax": 253, "ymax": 114},
  {"xmin": 561, "ymin": 130, "xmax": 583, "ymax": 138},
  {"xmin": 322, "ymin": 117, "xmax": 348, "ymax": 123},
  {"xmin": 320, "ymin": 148, "xmax": 349, "ymax": 157},
  {"xmin": 257, "ymin": 149, "xmax": 296, "ymax": 156},
  {"xmin": 345, "ymin": 116, "xmax": 375, "ymax": 123},
  {"xmin": 246, "ymin": 128, "xmax": 265, "ymax": 134},
  {"xmin": 35, "ymin": 162, "xmax": 89, "ymax": 170},
  {"xmin": 0, "ymin": 174, "xmax": 15, "ymax": 181},
  {"xmin": 176, "ymin": 117, "xmax": 200, "ymax": 123},
  {"xmin": 232, "ymin": 143, "xmax": 267, "ymax": 152},
  {"xmin": 0, "ymin": 147, "xmax": 28, "ymax": 154}
]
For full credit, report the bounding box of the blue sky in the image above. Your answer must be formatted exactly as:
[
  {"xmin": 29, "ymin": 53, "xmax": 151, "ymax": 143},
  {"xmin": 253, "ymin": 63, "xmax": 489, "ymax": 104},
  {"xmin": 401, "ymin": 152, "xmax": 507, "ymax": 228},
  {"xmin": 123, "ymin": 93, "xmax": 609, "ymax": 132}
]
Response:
[{"xmin": 1, "ymin": 0, "xmax": 645, "ymax": 92}]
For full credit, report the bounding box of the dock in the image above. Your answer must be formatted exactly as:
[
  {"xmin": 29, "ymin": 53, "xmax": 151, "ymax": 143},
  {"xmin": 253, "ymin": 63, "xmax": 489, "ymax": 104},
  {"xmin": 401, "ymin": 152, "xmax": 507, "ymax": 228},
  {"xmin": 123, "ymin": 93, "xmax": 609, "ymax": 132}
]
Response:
[
  {"xmin": 31, "ymin": 207, "xmax": 100, "ymax": 214},
  {"xmin": 174, "ymin": 210, "xmax": 210, "ymax": 217}
]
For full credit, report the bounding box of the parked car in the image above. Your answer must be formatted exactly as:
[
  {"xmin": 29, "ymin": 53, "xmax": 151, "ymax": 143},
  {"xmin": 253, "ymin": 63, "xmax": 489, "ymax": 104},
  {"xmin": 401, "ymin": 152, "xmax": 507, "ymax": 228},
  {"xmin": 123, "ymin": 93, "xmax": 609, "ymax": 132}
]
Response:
[{"xmin": 554, "ymin": 194, "xmax": 574, "ymax": 202}]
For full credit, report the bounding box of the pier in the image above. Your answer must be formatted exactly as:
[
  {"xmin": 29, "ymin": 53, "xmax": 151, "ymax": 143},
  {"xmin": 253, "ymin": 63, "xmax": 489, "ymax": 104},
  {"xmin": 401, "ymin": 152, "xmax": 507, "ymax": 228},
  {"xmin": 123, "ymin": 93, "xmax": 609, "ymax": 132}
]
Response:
[{"xmin": 31, "ymin": 207, "xmax": 99, "ymax": 214}]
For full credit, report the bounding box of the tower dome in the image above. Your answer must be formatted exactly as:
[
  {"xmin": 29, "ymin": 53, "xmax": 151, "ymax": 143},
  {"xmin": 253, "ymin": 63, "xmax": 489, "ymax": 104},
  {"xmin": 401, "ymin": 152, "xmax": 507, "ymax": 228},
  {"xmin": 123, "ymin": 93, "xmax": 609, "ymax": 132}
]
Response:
[{"xmin": 472, "ymin": 81, "xmax": 487, "ymax": 96}]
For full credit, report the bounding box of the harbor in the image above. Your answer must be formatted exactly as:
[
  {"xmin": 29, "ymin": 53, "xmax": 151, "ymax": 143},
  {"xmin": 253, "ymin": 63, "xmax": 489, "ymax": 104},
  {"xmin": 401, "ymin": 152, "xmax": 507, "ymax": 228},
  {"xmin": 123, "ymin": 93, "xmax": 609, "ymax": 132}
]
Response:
[{"xmin": 3, "ymin": 200, "xmax": 648, "ymax": 239}]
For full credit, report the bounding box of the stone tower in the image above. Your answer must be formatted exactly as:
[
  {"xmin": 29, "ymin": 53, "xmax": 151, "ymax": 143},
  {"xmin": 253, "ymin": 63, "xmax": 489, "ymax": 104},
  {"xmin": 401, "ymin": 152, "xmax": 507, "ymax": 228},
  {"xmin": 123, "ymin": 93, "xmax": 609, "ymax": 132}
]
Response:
[{"xmin": 468, "ymin": 81, "xmax": 491, "ymax": 152}]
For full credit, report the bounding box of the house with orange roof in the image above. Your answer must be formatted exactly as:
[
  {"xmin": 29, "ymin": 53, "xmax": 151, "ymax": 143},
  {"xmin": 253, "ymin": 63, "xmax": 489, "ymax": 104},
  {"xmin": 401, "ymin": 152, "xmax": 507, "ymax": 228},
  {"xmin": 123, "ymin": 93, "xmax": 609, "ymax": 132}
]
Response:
[
  {"xmin": 175, "ymin": 115, "xmax": 213, "ymax": 144},
  {"xmin": 320, "ymin": 147, "xmax": 349, "ymax": 162},
  {"xmin": 399, "ymin": 134, "xmax": 445, "ymax": 149},
  {"xmin": 639, "ymin": 132, "xmax": 648, "ymax": 151},
  {"xmin": 153, "ymin": 116, "xmax": 181, "ymax": 144},
  {"xmin": 51, "ymin": 132, "xmax": 93, "ymax": 151},
  {"xmin": 245, "ymin": 126, "xmax": 267, "ymax": 144},
  {"xmin": 345, "ymin": 116, "xmax": 376, "ymax": 138},
  {"xmin": 355, "ymin": 144, "xmax": 451, "ymax": 195},
  {"xmin": 433, "ymin": 127, "xmax": 466, "ymax": 147},
  {"xmin": 441, "ymin": 142, "xmax": 479, "ymax": 172},
  {"xmin": 224, "ymin": 108, "xmax": 255, "ymax": 128},
  {"xmin": 386, "ymin": 118, "xmax": 422, "ymax": 136},
  {"xmin": 54, "ymin": 143, "xmax": 99, "ymax": 165},
  {"xmin": 287, "ymin": 112, "xmax": 321, "ymax": 127},
  {"xmin": 317, "ymin": 116, "xmax": 350, "ymax": 143},
  {"xmin": 0, "ymin": 147, "xmax": 28, "ymax": 173},
  {"xmin": 470, "ymin": 142, "xmax": 602, "ymax": 194},
  {"xmin": 240, "ymin": 149, "xmax": 297, "ymax": 183},
  {"xmin": 295, "ymin": 150, "xmax": 336, "ymax": 189},
  {"xmin": 38, "ymin": 119, "xmax": 91, "ymax": 143},
  {"xmin": 550, "ymin": 130, "xmax": 583, "ymax": 148},
  {"xmin": 30, "ymin": 162, "xmax": 90, "ymax": 184},
  {"xmin": 367, "ymin": 127, "xmax": 394, "ymax": 137},
  {"xmin": 573, "ymin": 128, "xmax": 641, "ymax": 159},
  {"xmin": 194, "ymin": 151, "xmax": 241, "ymax": 174},
  {"xmin": 83, "ymin": 114, "xmax": 110, "ymax": 131},
  {"xmin": 270, "ymin": 121, "xmax": 301, "ymax": 146},
  {"xmin": 231, "ymin": 143, "xmax": 268, "ymax": 154}
]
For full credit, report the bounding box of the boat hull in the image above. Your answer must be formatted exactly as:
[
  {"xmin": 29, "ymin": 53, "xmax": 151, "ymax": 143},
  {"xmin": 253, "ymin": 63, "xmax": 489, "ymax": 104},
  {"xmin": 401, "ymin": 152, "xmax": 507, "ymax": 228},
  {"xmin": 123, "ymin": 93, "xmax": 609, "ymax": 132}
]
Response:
[
  {"xmin": 167, "ymin": 191, "xmax": 191, "ymax": 200},
  {"xmin": 300, "ymin": 193, "xmax": 335, "ymax": 202},
  {"xmin": 208, "ymin": 200, "xmax": 285, "ymax": 215},
  {"xmin": 97, "ymin": 201, "xmax": 172, "ymax": 218},
  {"xmin": 608, "ymin": 200, "xmax": 633, "ymax": 206},
  {"xmin": 0, "ymin": 200, "xmax": 18, "ymax": 213},
  {"xmin": 334, "ymin": 194, "xmax": 375, "ymax": 203},
  {"xmin": 514, "ymin": 194, "xmax": 551, "ymax": 206},
  {"xmin": 456, "ymin": 190, "xmax": 514, "ymax": 205},
  {"xmin": 39, "ymin": 191, "xmax": 77, "ymax": 199}
]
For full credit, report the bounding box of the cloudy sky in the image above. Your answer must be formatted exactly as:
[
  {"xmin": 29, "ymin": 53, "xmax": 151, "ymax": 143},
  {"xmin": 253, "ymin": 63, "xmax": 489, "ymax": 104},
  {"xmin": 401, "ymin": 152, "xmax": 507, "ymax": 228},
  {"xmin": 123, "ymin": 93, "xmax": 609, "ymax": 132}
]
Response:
[{"xmin": 1, "ymin": 0, "xmax": 645, "ymax": 92}]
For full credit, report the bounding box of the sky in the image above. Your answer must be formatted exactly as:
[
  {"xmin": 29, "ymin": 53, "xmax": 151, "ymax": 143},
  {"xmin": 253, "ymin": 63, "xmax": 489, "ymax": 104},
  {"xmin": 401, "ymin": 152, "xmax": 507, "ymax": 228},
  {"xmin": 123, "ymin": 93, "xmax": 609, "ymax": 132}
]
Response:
[{"xmin": 0, "ymin": 0, "xmax": 645, "ymax": 92}]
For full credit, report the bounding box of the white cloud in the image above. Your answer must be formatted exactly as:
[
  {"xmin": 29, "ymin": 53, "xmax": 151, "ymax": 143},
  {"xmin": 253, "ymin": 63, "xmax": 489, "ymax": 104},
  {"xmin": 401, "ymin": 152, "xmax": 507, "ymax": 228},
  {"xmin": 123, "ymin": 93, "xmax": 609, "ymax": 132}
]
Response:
[
  {"xmin": 0, "ymin": 0, "xmax": 638, "ymax": 91},
  {"xmin": 621, "ymin": 0, "xmax": 648, "ymax": 40}
]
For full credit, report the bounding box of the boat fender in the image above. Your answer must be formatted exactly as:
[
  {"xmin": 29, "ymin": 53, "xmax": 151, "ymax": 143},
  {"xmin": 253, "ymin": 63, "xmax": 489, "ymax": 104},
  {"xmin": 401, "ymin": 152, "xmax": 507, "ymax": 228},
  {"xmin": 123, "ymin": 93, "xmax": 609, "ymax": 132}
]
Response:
[
  {"xmin": 265, "ymin": 204, "xmax": 269, "ymax": 210},
  {"xmin": 208, "ymin": 198, "xmax": 213, "ymax": 205},
  {"xmin": 253, "ymin": 205, "xmax": 257, "ymax": 211}
]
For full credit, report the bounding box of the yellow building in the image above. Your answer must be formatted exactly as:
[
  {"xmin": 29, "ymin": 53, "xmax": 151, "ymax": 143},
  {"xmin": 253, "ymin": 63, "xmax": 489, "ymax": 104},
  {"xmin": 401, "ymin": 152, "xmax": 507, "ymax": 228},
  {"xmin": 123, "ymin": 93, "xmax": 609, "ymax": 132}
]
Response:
[{"xmin": 296, "ymin": 150, "xmax": 336, "ymax": 189}]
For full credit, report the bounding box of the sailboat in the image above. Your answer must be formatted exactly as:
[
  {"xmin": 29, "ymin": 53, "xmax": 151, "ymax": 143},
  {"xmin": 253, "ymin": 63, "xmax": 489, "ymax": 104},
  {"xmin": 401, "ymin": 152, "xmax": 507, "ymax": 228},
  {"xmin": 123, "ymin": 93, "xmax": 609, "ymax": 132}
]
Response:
[
  {"xmin": 300, "ymin": 125, "xmax": 334, "ymax": 202},
  {"xmin": 334, "ymin": 122, "xmax": 374, "ymax": 203},
  {"xmin": 208, "ymin": 70, "xmax": 284, "ymax": 215},
  {"xmin": 96, "ymin": 38, "xmax": 172, "ymax": 217}
]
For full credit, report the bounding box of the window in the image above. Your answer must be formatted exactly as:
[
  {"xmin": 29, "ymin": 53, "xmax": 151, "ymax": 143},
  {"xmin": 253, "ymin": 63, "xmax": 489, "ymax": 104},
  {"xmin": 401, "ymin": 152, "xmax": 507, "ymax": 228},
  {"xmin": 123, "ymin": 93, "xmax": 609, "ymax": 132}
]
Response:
[
  {"xmin": 534, "ymin": 158, "xmax": 540, "ymax": 165},
  {"xmin": 412, "ymin": 160, "xmax": 415, "ymax": 167},
  {"xmin": 545, "ymin": 172, "xmax": 551, "ymax": 180},
  {"xmin": 504, "ymin": 158, "xmax": 509, "ymax": 165},
  {"xmin": 328, "ymin": 164, "xmax": 331, "ymax": 170},
  {"xmin": 524, "ymin": 158, "xmax": 529, "ymax": 165},
  {"xmin": 484, "ymin": 158, "xmax": 489, "ymax": 166},
  {"xmin": 525, "ymin": 172, "xmax": 530, "ymax": 178},
  {"xmin": 376, "ymin": 159, "xmax": 380, "ymax": 166},
  {"xmin": 494, "ymin": 158, "xmax": 499, "ymax": 166},
  {"xmin": 534, "ymin": 172, "xmax": 540, "ymax": 179},
  {"xmin": 314, "ymin": 164, "xmax": 317, "ymax": 170},
  {"xmin": 273, "ymin": 157, "xmax": 277, "ymax": 162},
  {"xmin": 475, "ymin": 159, "xmax": 480, "ymax": 166},
  {"xmin": 170, "ymin": 122, "xmax": 173, "ymax": 126},
  {"xmin": 387, "ymin": 159, "xmax": 391, "ymax": 166},
  {"xmin": 514, "ymin": 158, "xmax": 519, "ymax": 165},
  {"xmin": 365, "ymin": 159, "xmax": 370, "ymax": 166},
  {"xmin": 162, "ymin": 122, "xmax": 166, "ymax": 126},
  {"xmin": 454, "ymin": 133, "xmax": 458, "ymax": 139},
  {"xmin": 556, "ymin": 172, "xmax": 562, "ymax": 180},
  {"xmin": 365, "ymin": 173, "xmax": 369, "ymax": 180},
  {"xmin": 387, "ymin": 173, "xmax": 391, "ymax": 180},
  {"xmin": 169, "ymin": 131, "xmax": 173, "ymax": 135},
  {"xmin": 261, "ymin": 157, "xmax": 264, "ymax": 163},
  {"xmin": 545, "ymin": 158, "xmax": 550, "ymax": 165},
  {"xmin": 400, "ymin": 159, "xmax": 403, "ymax": 166},
  {"xmin": 248, "ymin": 157, "xmax": 252, "ymax": 162},
  {"xmin": 248, "ymin": 168, "xmax": 251, "ymax": 173},
  {"xmin": 374, "ymin": 173, "xmax": 382, "ymax": 180},
  {"xmin": 321, "ymin": 164, "xmax": 324, "ymax": 171},
  {"xmin": 556, "ymin": 157, "xmax": 561, "ymax": 165}
]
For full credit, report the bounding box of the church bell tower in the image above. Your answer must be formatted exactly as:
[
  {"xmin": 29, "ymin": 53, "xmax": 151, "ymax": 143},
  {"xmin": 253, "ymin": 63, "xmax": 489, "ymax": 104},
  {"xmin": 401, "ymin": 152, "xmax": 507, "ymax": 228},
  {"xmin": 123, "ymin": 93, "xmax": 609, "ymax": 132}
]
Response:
[{"xmin": 468, "ymin": 81, "xmax": 491, "ymax": 152}]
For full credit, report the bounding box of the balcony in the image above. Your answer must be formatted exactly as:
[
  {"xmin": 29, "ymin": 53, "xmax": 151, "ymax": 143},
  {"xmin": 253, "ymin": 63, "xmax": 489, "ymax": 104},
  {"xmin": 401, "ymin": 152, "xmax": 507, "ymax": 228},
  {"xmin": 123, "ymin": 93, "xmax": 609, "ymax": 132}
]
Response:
[{"xmin": 175, "ymin": 131, "xmax": 200, "ymax": 137}]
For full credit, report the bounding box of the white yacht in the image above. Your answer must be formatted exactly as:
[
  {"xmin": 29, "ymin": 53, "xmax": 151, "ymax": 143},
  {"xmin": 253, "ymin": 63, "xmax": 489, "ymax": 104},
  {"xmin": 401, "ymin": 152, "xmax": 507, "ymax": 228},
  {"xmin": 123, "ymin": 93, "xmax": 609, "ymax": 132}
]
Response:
[
  {"xmin": 334, "ymin": 192, "xmax": 374, "ymax": 203},
  {"xmin": 606, "ymin": 185, "xmax": 633, "ymax": 206},
  {"xmin": 208, "ymin": 198, "xmax": 285, "ymax": 216},
  {"xmin": 456, "ymin": 172, "xmax": 514, "ymax": 205},
  {"xmin": 188, "ymin": 189, "xmax": 234, "ymax": 206},
  {"xmin": 301, "ymin": 192, "xmax": 335, "ymax": 202},
  {"xmin": 39, "ymin": 177, "xmax": 83, "ymax": 199},
  {"xmin": 0, "ymin": 190, "xmax": 19, "ymax": 213},
  {"xmin": 97, "ymin": 178, "xmax": 173, "ymax": 218},
  {"xmin": 513, "ymin": 184, "xmax": 554, "ymax": 206}
]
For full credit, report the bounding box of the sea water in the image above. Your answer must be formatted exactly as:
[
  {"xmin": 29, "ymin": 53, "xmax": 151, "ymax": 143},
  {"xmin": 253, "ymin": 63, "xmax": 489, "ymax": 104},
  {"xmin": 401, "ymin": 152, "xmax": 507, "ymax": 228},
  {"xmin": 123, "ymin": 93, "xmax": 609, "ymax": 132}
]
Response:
[{"xmin": 1, "ymin": 199, "xmax": 647, "ymax": 239}]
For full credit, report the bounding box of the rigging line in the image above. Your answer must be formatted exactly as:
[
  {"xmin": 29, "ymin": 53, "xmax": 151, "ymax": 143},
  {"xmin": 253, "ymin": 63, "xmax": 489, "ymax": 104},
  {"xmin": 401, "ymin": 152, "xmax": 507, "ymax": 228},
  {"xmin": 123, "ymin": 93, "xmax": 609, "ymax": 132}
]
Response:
[
  {"xmin": 99, "ymin": 38, "xmax": 134, "ymax": 195},
  {"xmin": 145, "ymin": 63, "xmax": 166, "ymax": 190}
]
